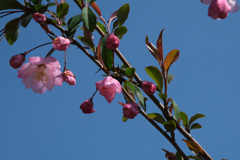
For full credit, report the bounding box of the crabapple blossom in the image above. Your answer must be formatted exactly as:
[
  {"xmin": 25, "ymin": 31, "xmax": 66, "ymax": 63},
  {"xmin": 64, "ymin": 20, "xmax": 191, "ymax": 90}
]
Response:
[
  {"xmin": 9, "ymin": 54, "xmax": 25, "ymax": 69},
  {"xmin": 95, "ymin": 76, "xmax": 122, "ymax": 103},
  {"xmin": 52, "ymin": 36, "xmax": 70, "ymax": 51},
  {"xmin": 122, "ymin": 102, "xmax": 139, "ymax": 119},
  {"xmin": 80, "ymin": 99, "xmax": 95, "ymax": 114},
  {"xmin": 142, "ymin": 81, "xmax": 156, "ymax": 95},
  {"xmin": 105, "ymin": 34, "xmax": 120, "ymax": 50},
  {"xmin": 32, "ymin": 13, "xmax": 46, "ymax": 23},
  {"xmin": 63, "ymin": 69, "xmax": 76, "ymax": 85},
  {"xmin": 17, "ymin": 56, "xmax": 63, "ymax": 94},
  {"xmin": 202, "ymin": 0, "xmax": 239, "ymax": 19}
]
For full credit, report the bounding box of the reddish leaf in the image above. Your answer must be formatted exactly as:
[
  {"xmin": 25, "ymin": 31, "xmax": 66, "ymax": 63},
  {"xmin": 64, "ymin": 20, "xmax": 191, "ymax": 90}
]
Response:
[
  {"xmin": 83, "ymin": 25, "xmax": 93, "ymax": 41},
  {"xmin": 163, "ymin": 49, "xmax": 180, "ymax": 72},
  {"xmin": 118, "ymin": 102, "xmax": 125, "ymax": 106},
  {"xmin": 145, "ymin": 35, "xmax": 159, "ymax": 60},
  {"xmin": 162, "ymin": 149, "xmax": 176, "ymax": 160},
  {"xmin": 182, "ymin": 139, "xmax": 203, "ymax": 155},
  {"xmin": 91, "ymin": 2, "xmax": 102, "ymax": 16},
  {"xmin": 97, "ymin": 38, "xmax": 103, "ymax": 63},
  {"xmin": 157, "ymin": 29, "xmax": 164, "ymax": 62},
  {"xmin": 109, "ymin": 11, "xmax": 117, "ymax": 26}
]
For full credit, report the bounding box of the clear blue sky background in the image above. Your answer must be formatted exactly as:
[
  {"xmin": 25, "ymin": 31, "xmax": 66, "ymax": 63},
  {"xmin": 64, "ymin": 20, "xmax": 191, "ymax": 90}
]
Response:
[{"xmin": 0, "ymin": 0, "xmax": 239, "ymax": 159}]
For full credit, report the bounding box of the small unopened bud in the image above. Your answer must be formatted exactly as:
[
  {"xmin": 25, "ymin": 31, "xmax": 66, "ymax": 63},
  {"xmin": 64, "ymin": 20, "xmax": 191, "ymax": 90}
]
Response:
[
  {"xmin": 80, "ymin": 99, "xmax": 95, "ymax": 114},
  {"xmin": 122, "ymin": 102, "xmax": 138, "ymax": 119},
  {"xmin": 63, "ymin": 69, "xmax": 76, "ymax": 85},
  {"xmin": 9, "ymin": 54, "xmax": 25, "ymax": 69},
  {"xmin": 105, "ymin": 34, "xmax": 120, "ymax": 50},
  {"xmin": 32, "ymin": 13, "xmax": 46, "ymax": 24},
  {"xmin": 142, "ymin": 81, "xmax": 156, "ymax": 95}
]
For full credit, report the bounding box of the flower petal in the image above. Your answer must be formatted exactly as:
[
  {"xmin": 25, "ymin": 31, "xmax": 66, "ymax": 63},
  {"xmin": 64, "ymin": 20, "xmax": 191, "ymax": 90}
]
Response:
[
  {"xmin": 17, "ymin": 63, "xmax": 30, "ymax": 79},
  {"xmin": 29, "ymin": 57, "xmax": 45, "ymax": 64},
  {"xmin": 45, "ymin": 56, "xmax": 61, "ymax": 69},
  {"xmin": 228, "ymin": 0, "xmax": 239, "ymax": 13}
]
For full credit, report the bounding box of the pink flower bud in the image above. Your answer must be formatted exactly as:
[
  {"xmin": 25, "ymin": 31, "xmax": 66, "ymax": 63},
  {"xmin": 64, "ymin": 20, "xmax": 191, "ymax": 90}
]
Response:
[
  {"xmin": 208, "ymin": 0, "xmax": 231, "ymax": 19},
  {"xmin": 9, "ymin": 54, "xmax": 25, "ymax": 69},
  {"xmin": 32, "ymin": 13, "xmax": 46, "ymax": 24},
  {"xmin": 142, "ymin": 81, "xmax": 156, "ymax": 95},
  {"xmin": 105, "ymin": 34, "xmax": 120, "ymax": 50},
  {"xmin": 52, "ymin": 36, "xmax": 70, "ymax": 51},
  {"xmin": 63, "ymin": 69, "xmax": 76, "ymax": 85},
  {"xmin": 122, "ymin": 102, "xmax": 139, "ymax": 119},
  {"xmin": 96, "ymin": 76, "xmax": 122, "ymax": 103},
  {"xmin": 80, "ymin": 99, "xmax": 95, "ymax": 114}
]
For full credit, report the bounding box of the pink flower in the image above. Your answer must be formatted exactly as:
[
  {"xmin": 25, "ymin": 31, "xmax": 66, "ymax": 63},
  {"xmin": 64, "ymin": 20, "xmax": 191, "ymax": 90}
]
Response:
[
  {"xmin": 122, "ymin": 102, "xmax": 139, "ymax": 119},
  {"xmin": 142, "ymin": 81, "xmax": 156, "ymax": 95},
  {"xmin": 32, "ymin": 13, "xmax": 46, "ymax": 24},
  {"xmin": 52, "ymin": 36, "xmax": 70, "ymax": 51},
  {"xmin": 105, "ymin": 34, "xmax": 120, "ymax": 50},
  {"xmin": 95, "ymin": 76, "xmax": 122, "ymax": 103},
  {"xmin": 80, "ymin": 99, "xmax": 95, "ymax": 114},
  {"xmin": 17, "ymin": 56, "xmax": 63, "ymax": 94},
  {"xmin": 202, "ymin": 0, "xmax": 239, "ymax": 19},
  {"xmin": 9, "ymin": 54, "xmax": 25, "ymax": 69},
  {"xmin": 63, "ymin": 69, "xmax": 76, "ymax": 85}
]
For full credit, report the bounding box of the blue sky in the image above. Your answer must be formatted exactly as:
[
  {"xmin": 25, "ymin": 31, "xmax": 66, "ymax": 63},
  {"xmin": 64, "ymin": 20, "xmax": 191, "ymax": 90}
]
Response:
[{"xmin": 0, "ymin": 0, "xmax": 240, "ymax": 159}]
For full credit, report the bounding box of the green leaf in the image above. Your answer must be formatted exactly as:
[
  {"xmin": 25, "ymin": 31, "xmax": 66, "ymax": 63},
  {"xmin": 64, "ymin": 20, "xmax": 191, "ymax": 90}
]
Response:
[
  {"xmin": 116, "ymin": 4, "xmax": 129, "ymax": 26},
  {"xmin": 102, "ymin": 46, "xmax": 113, "ymax": 70},
  {"xmin": 145, "ymin": 66, "xmax": 163, "ymax": 90},
  {"xmin": 167, "ymin": 73, "xmax": 174, "ymax": 84},
  {"xmin": 163, "ymin": 49, "xmax": 180, "ymax": 72},
  {"xmin": 122, "ymin": 116, "xmax": 128, "ymax": 122},
  {"xmin": 97, "ymin": 22, "xmax": 107, "ymax": 34},
  {"xmin": 0, "ymin": 0, "xmax": 23, "ymax": 10},
  {"xmin": 180, "ymin": 111, "xmax": 188, "ymax": 128},
  {"xmin": 158, "ymin": 93, "xmax": 167, "ymax": 102},
  {"xmin": 170, "ymin": 100, "xmax": 180, "ymax": 121},
  {"xmin": 147, "ymin": 113, "xmax": 165, "ymax": 124},
  {"xmin": 163, "ymin": 120, "xmax": 176, "ymax": 132},
  {"xmin": 32, "ymin": 0, "xmax": 42, "ymax": 5},
  {"xmin": 190, "ymin": 123, "xmax": 202, "ymax": 130},
  {"xmin": 114, "ymin": 26, "xmax": 127, "ymax": 39},
  {"xmin": 78, "ymin": 36, "xmax": 95, "ymax": 52},
  {"xmin": 189, "ymin": 113, "xmax": 205, "ymax": 126},
  {"xmin": 57, "ymin": 2, "xmax": 69, "ymax": 19},
  {"xmin": 46, "ymin": 2, "xmax": 56, "ymax": 8},
  {"xmin": 20, "ymin": 14, "xmax": 32, "ymax": 28},
  {"xmin": 82, "ymin": 7, "xmax": 97, "ymax": 32},
  {"xmin": 123, "ymin": 81, "xmax": 135, "ymax": 101},
  {"xmin": 133, "ymin": 84, "xmax": 146, "ymax": 111},
  {"xmin": 5, "ymin": 18, "xmax": 21, "ymax": 45},
  {"xmin": 125, "ymin": 67, "xmax": 135, "ymax": 77},
  {"xmin": 67, "ymin": 14, "xmax": 82, "ymax": 31},
  {"xmin": 176, "ymin": 152, "xmax": 184, "ymax": 160},
  {"xmin": 124, "ymin": 81, "xmax": 146, "ymax": 111},
  {"xmin": 182, "ymin": 139, "xmax": 203, "ymax": 155}
]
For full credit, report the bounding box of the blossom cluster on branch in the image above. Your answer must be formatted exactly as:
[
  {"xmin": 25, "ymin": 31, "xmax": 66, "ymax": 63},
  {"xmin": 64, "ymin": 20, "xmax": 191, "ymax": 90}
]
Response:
[{"xmin": 2, "ymin": 0, "xmax": 235, "ymax": 159}]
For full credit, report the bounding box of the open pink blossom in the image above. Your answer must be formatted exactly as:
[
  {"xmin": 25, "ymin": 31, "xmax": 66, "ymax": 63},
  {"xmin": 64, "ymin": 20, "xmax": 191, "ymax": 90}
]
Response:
[
  {"xmin": 142, "ymin": 81, "xmax": 156, "ymax": 95},
  {"xmin": 17, "ymin": 56, "xmax": 63, "ymax": 94},
  {"xmin": 105, "ymin": 34, "xmax": 120, "ymax": 50},
  {"xmin": 9, "ymin": 54, "xmax": 25, "ymax": 69},
  {"xmin": 63, "ymin": 69, "xmax": 76, "ymax": 85},
  {"xmin": 32, "ymin": 13, "xmax": 46, "ymax": 24},
  {"xmin": 122, "ymin": 102, "xmax": 139, "ymax": 119},
  {"xmin": 52, "ymin": 36, "xmax": 70, "ymax": 51},
  {"xmin": 95, "ymin": 76, "xmax": 122, "ymax": 103},
  {"xmin": 202, "ymin": 0, "xmax": 239, "ymax": 19},
  {"xmin": 80, "ymin": 99, "xmax": 95, "ymax": 114}
]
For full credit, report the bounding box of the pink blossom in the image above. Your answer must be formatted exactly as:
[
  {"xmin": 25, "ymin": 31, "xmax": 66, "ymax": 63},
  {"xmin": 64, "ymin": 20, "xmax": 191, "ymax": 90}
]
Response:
[
  {"xmin": 80, "ymin": 99, "xmax": 95, "ymax": 114},
  {"xmin": 202, "ymin": 0, "xmax": 239, "ymax": 19},
  {"xmin": 95, "ymin": 76, "xmax": 122, "ymax": 103},
  {"xmin": 32, "ymin": 13, "xmax": 46, "ymax": 24},
  {"xmin": 105, "ymin": 34, "xmax": 120, "ymax": 50},
  {"xmin": 17, "ymin": 56, "xmax": 63, "ymax": 94},
  {"xmin": 122, "ymin": 102, "xmax": 139, "ymax": 119},
  {"xmin": 142, "ymin": 81, "xmax": 156, "ymax": 95},
  {"xmin": 52, "ymin": 36, "xmax": 70, "ymax": 51},
  {"xmin": 9, "ymin": 54, "xmax": 25, "ymax": 69},
  {"xmin": 63, "ymin": 69, "xmax": 76, "ymax": 85}
]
